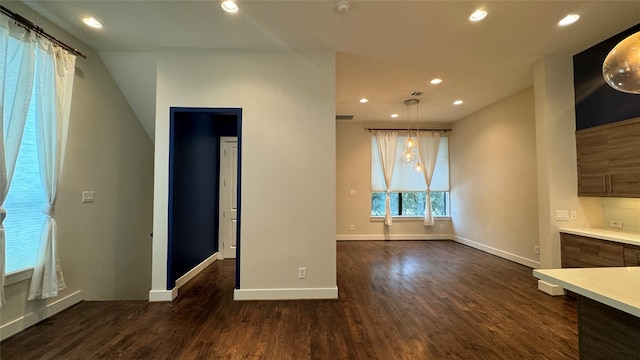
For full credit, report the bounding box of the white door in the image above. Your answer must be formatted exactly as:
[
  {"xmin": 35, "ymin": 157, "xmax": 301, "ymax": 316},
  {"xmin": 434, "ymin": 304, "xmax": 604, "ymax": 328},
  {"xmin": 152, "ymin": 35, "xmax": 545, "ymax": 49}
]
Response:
[{"xmin": 219, "ymin": 137, "xmax": 238, "ymax": 259}]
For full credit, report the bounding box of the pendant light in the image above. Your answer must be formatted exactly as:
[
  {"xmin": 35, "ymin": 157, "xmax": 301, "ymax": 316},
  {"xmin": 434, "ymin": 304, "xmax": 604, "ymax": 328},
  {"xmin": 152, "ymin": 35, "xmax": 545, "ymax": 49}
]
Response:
[
  {"xmin": 401, "ymin": 99, "xmax": 419, "ymax": 165},
  {"xmin": 602, "ymin": 31, "xmax": 640, "ymax": 94}
]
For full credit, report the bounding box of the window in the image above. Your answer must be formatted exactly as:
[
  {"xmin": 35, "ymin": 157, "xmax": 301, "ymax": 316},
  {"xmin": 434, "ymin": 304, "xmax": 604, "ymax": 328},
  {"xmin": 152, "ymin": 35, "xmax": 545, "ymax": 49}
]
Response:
[
  {"xmin": 3, "ymin": 36, "xmax": 46, "ymax": 274},
  {"xmin": 371, "ymin": 135, "xmax": 450, "ymax": 217}
]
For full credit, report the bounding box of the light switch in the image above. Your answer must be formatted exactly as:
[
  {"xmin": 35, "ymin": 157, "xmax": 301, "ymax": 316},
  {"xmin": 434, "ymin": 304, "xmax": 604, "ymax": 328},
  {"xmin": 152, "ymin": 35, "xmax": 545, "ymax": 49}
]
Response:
[
  {"xmin": 555, "ymin": 210, "xmax": 569, "ymax": 221},
  {"xmin": 82, "ymin": 191, "xmax": 95, "ymax": 203}
]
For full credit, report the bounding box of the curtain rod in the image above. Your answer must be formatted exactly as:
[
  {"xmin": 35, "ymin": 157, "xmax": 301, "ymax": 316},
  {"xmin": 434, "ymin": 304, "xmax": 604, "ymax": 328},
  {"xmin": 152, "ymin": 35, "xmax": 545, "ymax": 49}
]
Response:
[
  {"xmin": 1, "ymin": 5, "xmax": 87, "ymax": 59},
  {"xmin": 365, "ymin": 128, "xmax": 451, "ymax": 132}
]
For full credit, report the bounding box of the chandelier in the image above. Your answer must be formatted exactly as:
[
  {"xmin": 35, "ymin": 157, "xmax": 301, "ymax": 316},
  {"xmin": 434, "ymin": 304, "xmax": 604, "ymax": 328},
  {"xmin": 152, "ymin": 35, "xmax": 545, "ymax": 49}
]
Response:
[
  {"xmin": 401, "ymin": 99, "xmax": 419, "ymax": 165},
  {"xmin": 602, "ymin": 31, "xmax": 640, "ymax": 94}
]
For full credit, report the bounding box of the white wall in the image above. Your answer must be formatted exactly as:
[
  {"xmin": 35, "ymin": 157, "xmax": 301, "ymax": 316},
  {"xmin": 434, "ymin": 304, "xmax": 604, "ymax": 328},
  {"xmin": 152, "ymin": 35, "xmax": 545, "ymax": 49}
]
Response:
[
  {"xmin": 152, "ymin": 49, "xmax": 337, "ymax": 300},
  {"xmin": 450, "ymin": 88, "xmax": 541, "ymax": 268},
  {"xmin": 1, "ymin": 1, "xmax": 154, "ymax": 339},
  {"xmin": 533, "ymin": 54, "xmax": 602, "ymax": 269},
  {"xmin": 336, "ymin": 121, "xmax": 452, "ymax": 240}
]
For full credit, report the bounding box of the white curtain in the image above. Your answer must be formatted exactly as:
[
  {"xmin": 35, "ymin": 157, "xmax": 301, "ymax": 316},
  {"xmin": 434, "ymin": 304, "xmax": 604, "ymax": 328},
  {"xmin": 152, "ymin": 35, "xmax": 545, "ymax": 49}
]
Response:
[
  {"xmin": 417, "ymin": 131, "xmax": 441, "ymax": 226},
  {"xmin": 28, "ymin": 38, "xmax": 75, "ymax": 300},
  {"xmin": 375, "ymin": 131, "xmax": 398, "ymax": 225},
  {"xmin": 0, "ymin": 18, "xmax": 36, "ymax": 306}
]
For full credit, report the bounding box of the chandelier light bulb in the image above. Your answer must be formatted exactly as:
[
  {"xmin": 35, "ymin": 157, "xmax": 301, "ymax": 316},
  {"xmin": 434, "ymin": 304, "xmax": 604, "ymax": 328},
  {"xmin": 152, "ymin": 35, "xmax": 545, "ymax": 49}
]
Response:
[
  {"xmin": 404, "ymin": 136, "xmax": 416, "ymax": 149},
  {"xmin": 414, "ymin": 162, "xmax": 424, "ymax": 173},
  {"xmin": 603, "ymin": 31, "xmax": 640, "ymax": 94},
  {"xmin": 401, "ymin": 149, "xmax": 417, "ymax": 164}
]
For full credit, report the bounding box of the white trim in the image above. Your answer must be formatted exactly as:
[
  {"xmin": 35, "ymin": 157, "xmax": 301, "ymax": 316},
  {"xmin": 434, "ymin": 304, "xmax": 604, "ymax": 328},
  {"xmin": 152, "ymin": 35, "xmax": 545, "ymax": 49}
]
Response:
[
  {"xmin": 233, "ymin": 287, "xmax": 338, "ymax": 301},
  {"xmin": 370, "ymin": 216, "xmax": 452, "ymax": 222},
  {"xmin": 537, "ymin": 280, "xmax": 566, "ymax": 296},
  {"xmin": 336, "ymin": 234, "xmax": 453, "ymax": 241},
  {"xmin": 148, "ymin": 288, "xmax": 177, "ymax": 302},
  {"xmin": 452, "ymin": 235, "xmax": 540, "ymax": 268},
  {"xmin": 0, "ymin": 291, "xmax": 84, "ymax": 341},
  {"xmin": 4, "ymin": 268, "xmax": 33, "ymax": 286},
  {"xmin": 175, "ymin": 252, "xmax": 219, "ymax": 288}
]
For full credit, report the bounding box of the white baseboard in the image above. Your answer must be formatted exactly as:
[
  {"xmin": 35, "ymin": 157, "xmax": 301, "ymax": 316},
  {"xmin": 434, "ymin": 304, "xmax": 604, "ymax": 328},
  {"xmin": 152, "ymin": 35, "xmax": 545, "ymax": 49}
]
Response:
[
  {"xmin": 537, "ymin": 280, "xmax": 566, "ymax": 296},
  {"xmin": 175, "ymin": 252, "xmax": 219, "ymax": 288},
  {"xmin": 148, "ymin": 288, "xmax": 177, "ymax": 302},
  {"xmin": 234, "ymin": 287, "xmax": 338, "ymax": 301},
  {"xmin": 0, "ymin": 291, "xmax": 84, "ymax": 341},
  {"xmin": 149, "ymin": 252, "xmax": 219, "ymax": 302},
  {"xmin": 452, "ymin": 235, "xmax": 540, "ymax": 268},
  {"xmin": 336, "ymin": 234, "xmax": 453, "ymax": 241}
]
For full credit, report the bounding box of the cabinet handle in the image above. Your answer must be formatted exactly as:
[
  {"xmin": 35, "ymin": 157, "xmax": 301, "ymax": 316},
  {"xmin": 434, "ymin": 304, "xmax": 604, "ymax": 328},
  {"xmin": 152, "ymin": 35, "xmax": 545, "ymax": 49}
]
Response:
[
  {"xmin": 603, "ymin": 174, "xmax": 607, "ymax": 192},
  {"xmin": 609, "ymin": 174, "xmax": 612, "ymax": 193}
]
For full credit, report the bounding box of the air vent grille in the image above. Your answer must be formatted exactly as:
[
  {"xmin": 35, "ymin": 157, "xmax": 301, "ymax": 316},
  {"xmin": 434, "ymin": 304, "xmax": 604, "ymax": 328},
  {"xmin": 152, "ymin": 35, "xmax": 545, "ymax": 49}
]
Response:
[
  {"xmin": 410, "ymin": 91, "xmax": 424, "ymax": 96},
  {"xmin": 336, "ymin": 115, "xmax": 354, "ymax": 120}
]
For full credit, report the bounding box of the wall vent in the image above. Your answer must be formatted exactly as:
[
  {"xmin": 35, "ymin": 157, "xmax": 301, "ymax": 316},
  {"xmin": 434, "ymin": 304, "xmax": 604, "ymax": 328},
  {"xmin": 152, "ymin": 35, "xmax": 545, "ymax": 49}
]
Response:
[
  {"xmin": 410, "ymin": 91, "xmax": 424, "ymax": 96},
  {"xmin": 336, "ymin": 115, "xmax": 354, "ymax": 120}
]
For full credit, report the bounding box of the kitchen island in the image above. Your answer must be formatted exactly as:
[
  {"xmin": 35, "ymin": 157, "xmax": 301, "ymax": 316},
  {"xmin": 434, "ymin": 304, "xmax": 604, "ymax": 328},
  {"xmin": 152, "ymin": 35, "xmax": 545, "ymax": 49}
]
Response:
[{"xmin": 534, "ymin": 267, "xmax": 640, "ymax": 359}]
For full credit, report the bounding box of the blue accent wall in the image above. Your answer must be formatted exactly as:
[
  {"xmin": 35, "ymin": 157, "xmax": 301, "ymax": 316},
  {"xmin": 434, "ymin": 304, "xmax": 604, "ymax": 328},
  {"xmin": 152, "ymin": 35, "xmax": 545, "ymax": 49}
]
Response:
[
  {"xmin": 574, "ymin": 23, "xmax": 640, "ymax": 130},
  {"xmin": 168, "ymin": 108, "xmax": 240, "ymax": 289}
]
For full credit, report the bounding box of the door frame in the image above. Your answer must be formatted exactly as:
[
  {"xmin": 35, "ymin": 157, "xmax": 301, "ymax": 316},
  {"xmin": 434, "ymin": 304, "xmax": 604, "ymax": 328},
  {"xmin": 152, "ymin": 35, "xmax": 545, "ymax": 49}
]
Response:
[{"xmin": 218, "ymin": 136, "xmax": 238, "ymax": 259}]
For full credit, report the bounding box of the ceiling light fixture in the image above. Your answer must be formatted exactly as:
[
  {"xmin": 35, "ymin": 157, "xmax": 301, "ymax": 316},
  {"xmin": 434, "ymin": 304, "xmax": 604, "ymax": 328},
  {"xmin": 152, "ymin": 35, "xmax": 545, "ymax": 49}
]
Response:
[
  {"xmin": 221, "ymin": 0, "xmax": 239, "ymax": 13},
  {"xmin": 82, "ymin": 17, "xmax": 103, "ymax": 29},
  {"xmin": 360, "ymin": 98, "xmax": 368, "ymax": 103},
  {"xmin": 336, "ymin": 1, "xmax": 351, "ymax": 14},
  {"xmin": 430, "ymin": 78, "xmax": 443, "ymax": 85},
  {"xmin": 602, "ymin": 31, "xmax": 640, "ymax": 94},
  {"xmin": 558, "ymin": 14, "xmax": 580, "ymax": 26},
  {"xmin": 401, "ymin": 99, "xmax": 420, "ymax": 166},
  {"xmin": 469, "ymin": 10, "xmax": 487, "ymax": 22},
  {"xmin": 391, "ymin": 114, "xmax": 399, "ymax": 118},
  {"xmin": 453, "ymin": 100, "xmax": 464, "ymax": 105}
]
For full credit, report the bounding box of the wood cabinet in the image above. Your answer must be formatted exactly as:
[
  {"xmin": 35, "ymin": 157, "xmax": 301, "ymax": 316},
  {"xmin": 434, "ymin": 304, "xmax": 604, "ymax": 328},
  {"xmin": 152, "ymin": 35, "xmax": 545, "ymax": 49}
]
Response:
[
  {"xmin": 576, "ymin": 117, "xmax": 640, "ymax": 197},
  {"xmin": 560, "ymin": 233, "xmax": 624, "ymax": 268},
  {"xmin": 624, "ymin": 243, "xmax": 640, "ymax": 266}
]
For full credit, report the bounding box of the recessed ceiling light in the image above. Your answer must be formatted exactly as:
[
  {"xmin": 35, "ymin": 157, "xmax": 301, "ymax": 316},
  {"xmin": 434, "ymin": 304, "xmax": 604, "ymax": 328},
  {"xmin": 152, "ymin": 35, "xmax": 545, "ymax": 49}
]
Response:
[
  {"xmin": 430, "ymin": 78, "xmax": 443, "ymax": 85},
  {"xmin": 469, "ymin": 10, "xmax": 488, "ymax": 22},
  {"xmin": 221, "ymin": 0, "xmax": 239, "ymax": 13},
  {"xmin": 558, "ymin": 14, "xmax": 580, "ymax": 26},
  {"xmin": 360, "ymin": 98, "xmax": 368, "ymax": 103},
  {"xmin": 82, "ymin": 17, "xmax": 103, "ymax": 29},
  {"xmin": 453, "ymin": 100, "xmax": 464, "ymax": 106},
  {"xmin": 391, "ymin": 114, "xmax": 399, "ymax": 118}
]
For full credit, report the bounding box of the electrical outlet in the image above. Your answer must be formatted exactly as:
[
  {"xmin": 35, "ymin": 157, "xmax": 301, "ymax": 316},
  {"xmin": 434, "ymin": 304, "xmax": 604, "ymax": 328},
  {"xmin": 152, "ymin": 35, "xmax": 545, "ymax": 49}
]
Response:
[
  {"xmin": 298, "ymin": 267, "xmax": 306, "ymax": 279},
  {"xmin": 609, "ymin": 219, "xmax": 623, "ymax": 229},
  {"xmin": 534, "ymin": 245, "xmax": 540, "ymax": 254},
  {"xmin": 349, "ymin": 225, "xmax": 355, "ymax": 231},
  {"xmin": 570, "ymin": 211, "xmax": 577, "ymax": 220}
]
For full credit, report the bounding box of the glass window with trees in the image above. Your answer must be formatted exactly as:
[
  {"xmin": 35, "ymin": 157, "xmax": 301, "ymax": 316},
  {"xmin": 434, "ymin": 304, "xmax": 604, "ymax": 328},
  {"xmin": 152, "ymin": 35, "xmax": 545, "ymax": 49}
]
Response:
[{"xmin": 371, "ymin": 135, "xmax": 450, "ymax": 217}]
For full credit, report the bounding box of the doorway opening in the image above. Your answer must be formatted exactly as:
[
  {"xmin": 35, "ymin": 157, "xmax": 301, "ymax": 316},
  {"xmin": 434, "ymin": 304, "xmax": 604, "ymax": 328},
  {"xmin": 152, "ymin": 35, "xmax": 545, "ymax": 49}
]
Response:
[{"xmin": 168, "ymin": 107, "xmax": 242, "ymax": 290}]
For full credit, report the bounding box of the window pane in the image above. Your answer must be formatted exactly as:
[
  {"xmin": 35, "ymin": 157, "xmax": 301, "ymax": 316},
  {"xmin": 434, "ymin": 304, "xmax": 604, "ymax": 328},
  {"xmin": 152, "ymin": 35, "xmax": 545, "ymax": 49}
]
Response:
[
  {"xmin": 371, "ymin": 191, "xmax": 449, "ymax": 217},
  {"xmin": 4, "ymin": 95, "xmax": 45, "ymax": 274},
  {"xmin": 400, "ymin": 192, "xmax": 425, "ymax": 216}
]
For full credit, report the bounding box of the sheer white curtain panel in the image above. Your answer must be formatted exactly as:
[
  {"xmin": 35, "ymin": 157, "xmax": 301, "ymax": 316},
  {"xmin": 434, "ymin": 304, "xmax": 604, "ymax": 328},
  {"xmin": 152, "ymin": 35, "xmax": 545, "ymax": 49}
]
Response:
[
  {"xmin": 375, "ymin": 131, "xmax": 398, "ymax": 225},
  {"xmin": 0, "ymin": 18, "xmax": 36, "ymax": 306},
  {"xmin": 417, "ymin": 131, "xmax": 441, "ymax": 226},
  {"xmin": 28, "ymin": 38, "xmax": 75, "ymax": 301}
]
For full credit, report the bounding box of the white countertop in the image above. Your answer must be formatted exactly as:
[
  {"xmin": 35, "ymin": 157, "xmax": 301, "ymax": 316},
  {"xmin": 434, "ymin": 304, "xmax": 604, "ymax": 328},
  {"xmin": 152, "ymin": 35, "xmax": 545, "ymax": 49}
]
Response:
[
  {"xmin": 533, "ymin": 267, "xmax": 640, "ymax": 317},
  {"xmin": 559, "ymin": 227, "xmax": 640, "ymax": 247}
]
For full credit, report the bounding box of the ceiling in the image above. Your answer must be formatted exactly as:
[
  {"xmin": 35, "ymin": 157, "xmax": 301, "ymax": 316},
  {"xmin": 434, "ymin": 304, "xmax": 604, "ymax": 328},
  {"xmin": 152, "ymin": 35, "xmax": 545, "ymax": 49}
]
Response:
[{"xmin": 16, "ymin": 0, "xmax": 640, "ymax": 138}]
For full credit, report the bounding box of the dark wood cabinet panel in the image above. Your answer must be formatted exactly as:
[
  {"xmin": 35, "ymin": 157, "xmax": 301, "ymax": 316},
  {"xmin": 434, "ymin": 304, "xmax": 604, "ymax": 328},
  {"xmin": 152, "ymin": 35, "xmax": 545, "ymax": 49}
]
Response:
[
  {"xmin": 624, "ymin": 244, "xmax": 640, "ymax": 266},
  {"xmin": 560, "ymin": 233, "xmax": 624, "ymax": 268},
  {"xmin": 576, "ymin": 118, "xmax": 640, "ymax": 198}
]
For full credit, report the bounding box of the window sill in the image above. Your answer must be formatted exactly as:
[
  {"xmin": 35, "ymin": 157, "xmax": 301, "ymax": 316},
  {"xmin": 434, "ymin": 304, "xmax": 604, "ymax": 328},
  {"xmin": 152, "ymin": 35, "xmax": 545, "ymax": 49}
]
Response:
[
  {"xmin": 5, "ymin": 268, "xmax": 33, "ymax": 286},
  {"xmin": 370, "ymin": 216, "xmax": 451, "ymax": 222}
]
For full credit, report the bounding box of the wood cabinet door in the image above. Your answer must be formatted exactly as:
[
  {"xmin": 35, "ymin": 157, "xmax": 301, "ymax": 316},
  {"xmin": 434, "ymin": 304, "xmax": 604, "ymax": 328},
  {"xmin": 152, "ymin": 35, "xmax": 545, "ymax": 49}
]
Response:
[
  {"xmin": 576, "ymin": 129, "xmax": 608, "ymax": 196},
  {"xmin": 624, "ymin": 244, "xmax": 640, "ymax": 266},
  {"xmin": 608, "ymin": 121, "xmax": 640, "ymax": 197}
]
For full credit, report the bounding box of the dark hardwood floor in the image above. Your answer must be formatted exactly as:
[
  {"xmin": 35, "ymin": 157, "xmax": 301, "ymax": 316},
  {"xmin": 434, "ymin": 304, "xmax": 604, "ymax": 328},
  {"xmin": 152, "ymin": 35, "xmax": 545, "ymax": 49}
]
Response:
[{"xmin": 1, "ymin": 241, "xmax": 578, "ymax": 359}]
